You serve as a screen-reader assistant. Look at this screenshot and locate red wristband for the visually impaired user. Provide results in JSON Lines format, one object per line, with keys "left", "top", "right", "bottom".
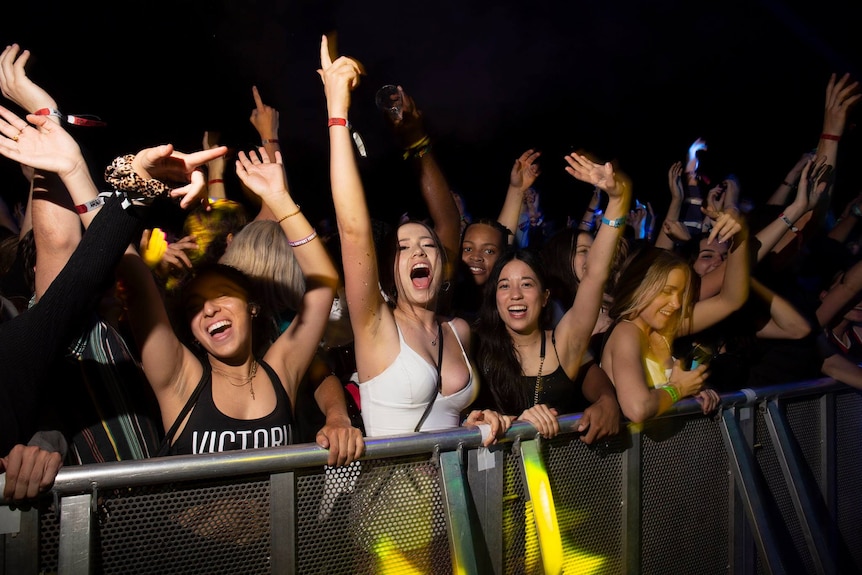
{"left": 261, "top": 138, "right": 279, "bottom": 145}
{"left": 208, "top": 179, "right": 224, "bottom": 185}
{"left": 328, "top": 117, "right": 349, "bottom": 127}
{"left": 34, "top": 107, "right": 107, "bottom": 127}
{"left": 75, "top": 196, "right": 105, "bottom": 214}
{"left": 820, "top": 133, "right": 841, "bottom": 141}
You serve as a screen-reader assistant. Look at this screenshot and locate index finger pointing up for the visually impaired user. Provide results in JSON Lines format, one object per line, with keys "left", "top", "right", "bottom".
{"left": 320, "top": 34, "right": 333, "bottom": 69}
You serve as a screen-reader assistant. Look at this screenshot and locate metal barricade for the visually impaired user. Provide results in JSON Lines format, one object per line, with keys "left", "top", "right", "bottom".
{"left": 2, "top": 379, "right": 860, "bottom": 574}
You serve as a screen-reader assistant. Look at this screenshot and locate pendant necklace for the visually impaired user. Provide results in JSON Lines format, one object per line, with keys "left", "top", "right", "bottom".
{"left": 212, "top": 360, "right": 258, "bottom": 400}
{"left": 533, "top": 331, "right": 547, "bottom": 406}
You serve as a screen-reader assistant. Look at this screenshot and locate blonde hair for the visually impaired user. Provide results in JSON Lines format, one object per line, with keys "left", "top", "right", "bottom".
{"left": 610, "top": 246, "right": 694, "bottom": 337}
{"left": 220, "top": 220, "right": 305, "bottom": 315}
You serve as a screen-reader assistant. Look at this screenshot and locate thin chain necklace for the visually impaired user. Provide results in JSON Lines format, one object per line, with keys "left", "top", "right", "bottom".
{"left": 212, "top": 360, "right": 258, "bottom": 400}
{"left": 533, "top": 331, "right": 547, "bottom": 406}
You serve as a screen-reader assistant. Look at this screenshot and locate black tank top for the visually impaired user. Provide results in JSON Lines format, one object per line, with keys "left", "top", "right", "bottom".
{"left": 168, "top": 358, "right": 294, "bottom": 455}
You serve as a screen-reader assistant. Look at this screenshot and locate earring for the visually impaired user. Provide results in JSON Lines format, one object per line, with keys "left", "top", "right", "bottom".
{"left": 248, "top": 302, "right": 260, "bottom": 317}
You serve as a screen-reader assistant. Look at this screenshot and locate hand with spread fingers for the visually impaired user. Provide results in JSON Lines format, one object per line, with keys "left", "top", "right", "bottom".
{"left": 130, "top": 144, "right": 228, "bottom": 209}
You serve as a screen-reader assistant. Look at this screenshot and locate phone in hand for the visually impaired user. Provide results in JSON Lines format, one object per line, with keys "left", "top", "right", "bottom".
{"left": 684, "top": 342, "right": 714, "bottom": 370}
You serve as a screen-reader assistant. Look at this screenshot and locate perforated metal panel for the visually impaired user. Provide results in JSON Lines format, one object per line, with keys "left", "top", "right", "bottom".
{"left": 640, "top": 416, "right": 730, "bottom": 575}
{"left": 297, "top": 454, "right": 451, "bottom": 575}
{"left": 95, "top": 477, "right": 271, "bottom": 574}
{"left": 836, "top": 392, "right": 862, "bottom": 572}
{"left": 754, "top": 402, "right": 814, "bottom": 575}
{"left": 38, "top": 502, "right": 60, "bottom": 573}
{"left": 544, "top": 434, "right": 624, "bottom": 574}
{"left": 502, "top": 447, "right": 539, "bottom": 574}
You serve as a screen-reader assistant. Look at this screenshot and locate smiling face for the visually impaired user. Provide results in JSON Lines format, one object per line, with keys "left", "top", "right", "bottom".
{"left": 571, "top": 232, "right": 593, "bottom": 282}
{"left": 692, "top": 237, "right": 728, "bottom": 277}
{"left": 395, "top": 222, "right": 443, "bottom": 306}
{"left": 184, "top": 272, "right": 254, "bottom": 360}
{"left": 495, "top": 258, "right": 549, "bottom": 335}
{"left": 461, "top": 222, "right": 505, "bottom": 285}
{"left": 636, "top": 267, "right": 687, "bottom": 333}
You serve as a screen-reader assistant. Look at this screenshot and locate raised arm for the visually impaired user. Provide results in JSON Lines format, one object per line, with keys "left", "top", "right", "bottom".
{"left": 248, "top": 86, "right": 282, "bottom": 220}
{"left": 655, "top": 161, "right": 690, "bottom": 250}
{"left": 498, "top": 149, "right": 541, "bottom": 240}
{"left": 318, "top": 36, "right": 389, "bottom": 350}
{"left": 116, "top": 144, "right": 228, "bottom": 416}
{"left": 556, "top": 153, "right": 630, "bottom": 375}
{"left": 755, "top": 156, "right": 830, "bottom": 263}
{"left": 234, "top": 148, "right": 338, "bottom": 388}
{"left": 687, "top": 208, "right": 750, "bottom": 334}
{"left": 385, "top": 86, "right": 462, "bottom": 274}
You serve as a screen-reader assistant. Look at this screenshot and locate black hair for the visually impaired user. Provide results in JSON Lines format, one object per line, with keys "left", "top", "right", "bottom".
{"left": 474, "top": 247, "right": 550, "bottom": 415}
{"left": 378, "top": 219, "right": 449, "bottom": 308}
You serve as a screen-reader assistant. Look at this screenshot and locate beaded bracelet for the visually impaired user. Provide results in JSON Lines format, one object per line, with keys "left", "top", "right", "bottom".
{"left": 288, "top": 229, "right": 318, "bottom": 247}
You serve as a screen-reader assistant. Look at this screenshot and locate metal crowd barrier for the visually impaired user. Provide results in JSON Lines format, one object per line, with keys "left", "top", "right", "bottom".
{"left": 1, "top": 378, "right": 860, "bottom": 574}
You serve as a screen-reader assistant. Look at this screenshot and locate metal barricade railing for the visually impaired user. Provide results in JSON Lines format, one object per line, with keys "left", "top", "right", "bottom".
{"left": 1, "top": 378, "right": 861, "bottom": 574}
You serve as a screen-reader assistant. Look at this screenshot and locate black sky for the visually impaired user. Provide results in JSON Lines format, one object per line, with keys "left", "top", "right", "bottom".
{"left": 1, "top": 0, "right": 859, "bottom": 228}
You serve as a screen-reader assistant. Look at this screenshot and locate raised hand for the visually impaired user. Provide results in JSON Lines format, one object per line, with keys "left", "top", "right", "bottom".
{"left": 130, "top": 143, "right": 228, "bottom": 209}
{"left": 0, "top": 106, "right": 84, "bottom": 177}
{"left": 667, "top": 161, "right": 684, "bottom": 202}
{"left": 386, "top": 86, "right": 427, "bottom": 148}
{"left": 791, "top": 156, "right": 832, "bottom": 214}
{"left": 510, "top": 149, "right": 542, "bottom": 191}
{"left": 234, "top": 148, "right": 289, "bottom": 204}
{"left": 0, "top": 44, "right": 57, "bottom": 114}
{"left": 318, "top": 35, "right": 364, "bottom": 116}
{"left": 822, "top": 73, "right": 861, "bottom": 137}
{"left": 249, "top": 86, "right": 280, "bottom": 142}
{"left": 702, "top": 205, "right": 744, "bottom": 245}
{"left": 564, "top": 152, "right": 622, "bottom": 199}
{"left": 662, "top": 219, "right": 692, "bottom": 243}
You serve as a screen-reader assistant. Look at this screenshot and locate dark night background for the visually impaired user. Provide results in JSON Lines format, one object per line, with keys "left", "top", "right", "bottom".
{"left": 1, "top": 0, "right": 860, "bottom": 232}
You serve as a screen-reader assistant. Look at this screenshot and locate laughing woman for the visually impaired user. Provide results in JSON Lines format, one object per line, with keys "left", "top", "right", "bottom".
{"left": 473, "top": 154, "right": 628, "bottom": 442}
{"left": 318, "top": 37, "right": 509, "bottom": 441}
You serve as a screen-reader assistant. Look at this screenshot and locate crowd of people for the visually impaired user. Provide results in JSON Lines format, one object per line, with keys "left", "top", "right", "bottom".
{"left": 0, "top": 37, "right": 859, "bottom": 523}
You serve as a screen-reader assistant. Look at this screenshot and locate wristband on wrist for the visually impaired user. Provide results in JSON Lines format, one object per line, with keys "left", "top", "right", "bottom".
{"left": 402, "top": 135, "right": 432, "bottom": 160}
{"left": 261, "top": 138, "right": 280, "bottom": 145}
{"left": 288, "top": 229, "right": 318, "bottom": 247}
{"left": 207, "top": 179, "right": 224, "bottom": 185}
{"left": 328, "top": 118, "right": 368, "bottom": 158}
{"left": 820, "top": 133, "right": 841, "bottom": 142}
{"left": 75, "top": 196, "right": 106, "bottom": 214}
{"left": 782, "top": 180, "right": 795, "bottom": 187}
{"left": 34, "top": 107, "right": 107, "bottom": 127}
{"left": 779, "top": 212, "right": 799, "bottom": 233}
{"left": 662, "top": 385, "right": 681, "bottom": 403}
{"left": 601, "top": 216, "right": 626, "bottom": 228}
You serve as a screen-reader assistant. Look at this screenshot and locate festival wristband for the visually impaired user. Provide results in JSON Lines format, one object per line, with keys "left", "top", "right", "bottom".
{"left": 34, "top": 107, "right": 107, "bottom": 127}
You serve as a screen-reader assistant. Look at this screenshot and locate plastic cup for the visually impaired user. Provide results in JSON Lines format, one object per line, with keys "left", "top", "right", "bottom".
{"left": 375, "top": 84, "right": 403, "bottom": 121}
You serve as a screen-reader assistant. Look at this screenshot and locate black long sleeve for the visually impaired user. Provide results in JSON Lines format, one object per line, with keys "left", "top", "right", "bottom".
{"left": 0, "top": 197, "right": 142, "bottom": 453}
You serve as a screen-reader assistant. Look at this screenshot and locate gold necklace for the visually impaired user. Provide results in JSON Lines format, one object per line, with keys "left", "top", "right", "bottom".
{"left": 212, "top": 360, "right": 258, "bottom": 400}
{"left": 532, "top": 332, "right": 546, "bottom": 406}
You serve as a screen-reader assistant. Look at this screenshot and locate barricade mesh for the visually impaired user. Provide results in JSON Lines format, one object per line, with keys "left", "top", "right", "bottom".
{"left": 641, "top": 416, "right": 729, "bottom": 575}
{"left": 97, "top": 476, "right": 271, "bottom": 574}
{"left": 544, "top": 432, "right": 625, "bottom": 574}
{"left": 836, "top": 392, "right": 862, "bottom": 572}
{"left": 755, "top": 402, "right": 814, "bottom": 575}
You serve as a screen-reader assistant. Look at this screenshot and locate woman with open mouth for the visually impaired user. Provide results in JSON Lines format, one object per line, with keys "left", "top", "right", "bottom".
{"left": 472, "top": 154, "right": 629, "bottom": 443}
